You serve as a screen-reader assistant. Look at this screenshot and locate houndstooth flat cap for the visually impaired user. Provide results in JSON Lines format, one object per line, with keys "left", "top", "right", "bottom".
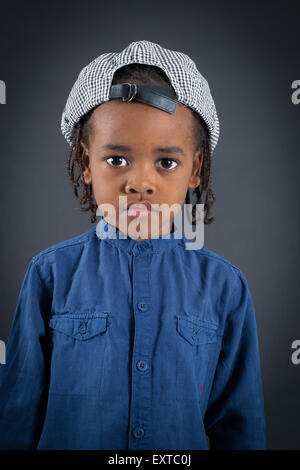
{"left": 61, "top": 40, "right": 220, "bottom": 153}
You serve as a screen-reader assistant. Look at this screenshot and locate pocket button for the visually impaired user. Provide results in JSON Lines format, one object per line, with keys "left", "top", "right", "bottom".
{"left": 78, "top": 322, "right": 87, "bottom": 334}
{"left": 192, "top": 328, "right": 198, "bottom": 340}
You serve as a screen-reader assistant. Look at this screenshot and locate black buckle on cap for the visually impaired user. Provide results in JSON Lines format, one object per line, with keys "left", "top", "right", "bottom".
{"left": 109, "top": 83, "right": 178, "bottom": 114}
{"left": 122, "top": 83, "right": 138, "bottom": 102}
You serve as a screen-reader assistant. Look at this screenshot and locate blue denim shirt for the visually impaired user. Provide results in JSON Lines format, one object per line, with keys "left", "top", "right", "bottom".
{"left": 0, "top": 216, "right": 266, "bottom": 449}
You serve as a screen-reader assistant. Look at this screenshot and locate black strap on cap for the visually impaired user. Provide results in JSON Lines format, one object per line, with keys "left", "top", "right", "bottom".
{"left": 109, "top": 83, "right": 178, "bottom": 114}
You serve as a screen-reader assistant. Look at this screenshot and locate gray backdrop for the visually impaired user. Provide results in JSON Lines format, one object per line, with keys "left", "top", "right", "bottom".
{"left": 0, "top": 0, "right": 299, "bottom": 450}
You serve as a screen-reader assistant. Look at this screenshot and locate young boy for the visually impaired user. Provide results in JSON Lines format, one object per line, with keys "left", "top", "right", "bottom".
{"left": 0, "top": 40, "right": 266, "bottom": 450}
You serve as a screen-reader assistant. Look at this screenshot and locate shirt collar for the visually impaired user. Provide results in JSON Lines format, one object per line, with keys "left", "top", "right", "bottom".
{"left": 94, "top": 215, "right": 186, "bottom": 254}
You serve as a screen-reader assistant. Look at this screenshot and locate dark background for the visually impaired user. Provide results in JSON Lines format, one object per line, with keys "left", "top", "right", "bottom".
{"left": 0, "top": 0, "right": 299, "bottom": 450}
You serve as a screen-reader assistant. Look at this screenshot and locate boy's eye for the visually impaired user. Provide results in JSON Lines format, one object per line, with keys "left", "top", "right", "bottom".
{"left": 106, "top": 156, "right": 128, "bottom": 167}
{"left": 157, "top": 158, "right": 178, "bottom": 170}
{"left": 105, "top": 156, "right": 178, "bottom": 171}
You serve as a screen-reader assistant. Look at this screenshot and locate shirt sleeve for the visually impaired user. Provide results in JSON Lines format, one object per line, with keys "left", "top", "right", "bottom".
{"left": 0, "top": 258, "right": 51, "bottom": 449}
{"left": 203, "top": 269, "right": 267, "bottom": 449}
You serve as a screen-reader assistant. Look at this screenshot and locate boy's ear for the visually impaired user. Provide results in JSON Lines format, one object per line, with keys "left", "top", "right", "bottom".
{"left": 80, "top": 141, "right": 92, "bottom": 185}
{"left": 188, "top": 149, "right": 203, "bottom": 190}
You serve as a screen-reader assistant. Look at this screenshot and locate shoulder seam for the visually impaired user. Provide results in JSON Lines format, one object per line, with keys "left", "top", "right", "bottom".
{"left": 32, "top": 230, "right": 94, "bottom": 263}
{"left": 31, "top": 257, "right": 53, "bottom": 300}
{"left": 186, "top": 248, "right": 246, "bottom": 310}
{"left": 184, "top": 247, "right": 243, "bottom": 276}
{"left": 31, "top": 257, "right": 43, "bottom": 283}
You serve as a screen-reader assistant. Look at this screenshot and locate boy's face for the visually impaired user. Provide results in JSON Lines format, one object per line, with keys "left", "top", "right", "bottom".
{"left": 81, "top": 99, "right": 203, "bottom": 240}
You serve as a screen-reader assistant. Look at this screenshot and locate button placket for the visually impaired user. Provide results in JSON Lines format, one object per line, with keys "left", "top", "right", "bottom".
{"left": 129, "top": 249, "right": 152, "bottom": 449}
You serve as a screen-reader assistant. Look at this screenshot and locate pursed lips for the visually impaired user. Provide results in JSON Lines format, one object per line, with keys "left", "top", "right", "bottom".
{"left": 126, "top": 200, "right": 154, "bottom": 216}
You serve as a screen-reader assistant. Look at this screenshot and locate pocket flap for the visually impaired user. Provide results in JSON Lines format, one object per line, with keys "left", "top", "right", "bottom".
{"left": 49, "top": 312, "right": 109, "bottom": 340}
{"left": 176, "top": 315, "right": 219, "bottom": 345}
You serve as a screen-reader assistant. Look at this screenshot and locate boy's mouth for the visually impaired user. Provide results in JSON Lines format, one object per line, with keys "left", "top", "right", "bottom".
{"left": 127, "top": 201, "right": 152, "bottom": 218}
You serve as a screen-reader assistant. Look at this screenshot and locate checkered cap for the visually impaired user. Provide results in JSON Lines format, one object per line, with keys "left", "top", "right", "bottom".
{"left": 61, "top": 40, "right": 220, "bottom": 153}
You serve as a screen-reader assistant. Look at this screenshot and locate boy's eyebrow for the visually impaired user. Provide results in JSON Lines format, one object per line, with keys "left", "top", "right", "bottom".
{"left": 100, "top": 143, "right": 185, "bottom": 156}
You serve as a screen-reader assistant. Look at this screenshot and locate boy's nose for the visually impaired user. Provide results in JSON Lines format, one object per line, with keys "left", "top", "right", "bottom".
{"left": 124, "top": 166, "right": 156, "bottom": 194}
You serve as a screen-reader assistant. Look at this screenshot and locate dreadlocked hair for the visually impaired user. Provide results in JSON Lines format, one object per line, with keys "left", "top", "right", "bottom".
{"left": 66, "top": 63, "right": 216, "bottom": 225}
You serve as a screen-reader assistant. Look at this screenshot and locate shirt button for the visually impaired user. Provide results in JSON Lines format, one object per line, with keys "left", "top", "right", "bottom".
{"left": 140, "top": 241, "right": 150, "bottom": 251}
{"left": 132, "top": 426, "right": 145, "bottom": 439}
{"left": 136, "top": 360, "right": 148, "bottom": 372}
{"left": 78, "top": 322, "right": 87, "bottom": 334}
{"left": 133, "top": 245, "right": 141, "bottom": 255}
{"left": 137, "top": 301, "right": 148, "bottom": 312}
{"left": 192, "top": 329, "right": 198, "bottom": 340}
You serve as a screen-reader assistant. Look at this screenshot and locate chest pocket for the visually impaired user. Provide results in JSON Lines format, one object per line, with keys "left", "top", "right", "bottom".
{"left": 176, "top": 314, "right": 222, "bottom": 403}
{"left": 48, "top": 312, "right": 110, "bottom": 396}
{"left": 177, "top": 315, "right": 219, "bottom": 345}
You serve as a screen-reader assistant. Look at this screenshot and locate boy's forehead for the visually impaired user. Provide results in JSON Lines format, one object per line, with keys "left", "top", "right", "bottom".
{"left": 89, "top": 100, "right": 194, "bottom": 137}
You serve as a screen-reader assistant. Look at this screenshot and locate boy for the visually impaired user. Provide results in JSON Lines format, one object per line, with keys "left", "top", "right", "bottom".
{"left": 0, "top": 40, "right": 266, "bottom": 449}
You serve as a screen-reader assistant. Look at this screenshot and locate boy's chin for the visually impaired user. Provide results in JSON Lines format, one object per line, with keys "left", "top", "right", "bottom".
{"left": 119, "top": 218, "right": 174, "bottom": 240}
